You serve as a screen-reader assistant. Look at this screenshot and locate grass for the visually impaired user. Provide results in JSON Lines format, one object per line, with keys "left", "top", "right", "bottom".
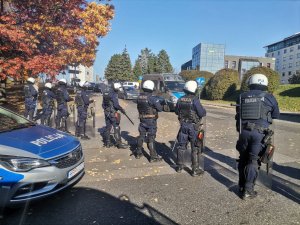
{"left": 201, "top": 84, "right": 300, "bottom": 112}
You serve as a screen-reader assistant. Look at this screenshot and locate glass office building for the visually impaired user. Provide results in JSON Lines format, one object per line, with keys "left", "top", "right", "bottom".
{"left": 192, "top": 43, "right": 225, "bottom": 74}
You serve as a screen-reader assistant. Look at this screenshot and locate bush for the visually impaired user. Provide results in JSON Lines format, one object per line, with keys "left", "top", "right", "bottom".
{"left": 179, "top": 70, "right": 214, "bottom": 82}
{"left": 240, "top": 66, "right": 280, "bottom": 93}
{"left": 288, "top": 73, "right": 300, "bottom": 84}
{"left": 205, "top": 69, "right": 239, "bottom": 100}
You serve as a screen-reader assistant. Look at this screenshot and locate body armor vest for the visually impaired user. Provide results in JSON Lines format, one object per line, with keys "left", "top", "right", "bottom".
{"left": 102, "top": 91, "right": 115, "bottom": 113}
{"left": 42, "top": 90, "right": 54, "bottom": 108}
{"left": 137, "top": 93, "right": 157, "bottom": 119}
{"left": 24, "top": 85, "right": 31, "bottom": 98}
{"left": 56, "top": 87, "right": 65, "bottom": 105}
{"left": 241, "top": 92, "right": 272, "bottom": 122}
{"left": 178, "top": 95, "right": 199, "bottom": 123}
{"left": 75, "top": 90, "right": 84, "bottom": 107}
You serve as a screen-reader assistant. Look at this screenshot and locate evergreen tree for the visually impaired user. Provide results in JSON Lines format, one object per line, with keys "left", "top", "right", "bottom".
{"left": 104, "top": 54, "right": 122, "bottom": 81}
{"left": 157, "top": 50, "right": 173, "bottom": 73}
{"left": 104, "top": 48, "right": 133, "bottom": 81}
{"left": 133, "top": 59, "right": 142, "bottom": 80}
{"left": 121, "top": 47, "right": 133, "bottom": 81}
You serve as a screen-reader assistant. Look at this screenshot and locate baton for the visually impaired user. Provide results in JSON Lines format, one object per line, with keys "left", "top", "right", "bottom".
{"left": 122, "top": 111, "right": 134, "bottom": 125}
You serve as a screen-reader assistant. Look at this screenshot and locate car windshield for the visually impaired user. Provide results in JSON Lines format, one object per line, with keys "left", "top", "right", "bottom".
{"left": 0, "top": 107, "right": 35, "bottom": 133}
{"left": 165, "top": 81, "right": 185, "bottom": 91}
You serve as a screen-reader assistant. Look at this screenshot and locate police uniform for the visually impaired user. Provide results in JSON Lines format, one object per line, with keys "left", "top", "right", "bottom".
{"left": 236, "top": 88, "right": 279, "bottom": 197}
{"left": 24, "top": 83, "right": 38, "bottom": 120}
{"left": 75, "top": 87, "right": 93, "bottom": 139}
{"left": 55, "top": 83, "right": 72, "bottom": 132}
{"left": 136, "top": 92, "right": 163, "bottom": 161}
{"left": 41, "top": 88, "right": 56, "bottom": 126}
{"left": 175, "top": 94, "right": 206, "bottom": 175}
{"left": 102, "top": 88, "right": 127, "bottom": 148}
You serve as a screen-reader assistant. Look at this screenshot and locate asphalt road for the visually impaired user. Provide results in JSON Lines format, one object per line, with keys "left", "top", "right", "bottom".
{"left": 2, "top": 94, "right": 300, "bottom": 225}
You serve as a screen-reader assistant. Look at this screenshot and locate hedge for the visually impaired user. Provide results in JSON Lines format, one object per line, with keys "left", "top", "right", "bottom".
{"left": 205, "top": 69, "right": 239, "bottom": 100}
{"left": 240, "top": 66, "right": 280, "bottom": 93}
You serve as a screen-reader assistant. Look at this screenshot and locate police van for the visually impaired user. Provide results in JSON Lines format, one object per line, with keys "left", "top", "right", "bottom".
{"left": 141, "top": 74, "right": 185, "bottom": 111}
{"left": 0, "top": 106, "right": 84, "bottom": 208}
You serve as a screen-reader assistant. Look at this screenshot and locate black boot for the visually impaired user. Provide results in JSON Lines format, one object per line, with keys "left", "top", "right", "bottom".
{"left": 148, "top": 141, "right": 161, "bottom": 163}
{"left": 191, "top": 147, "right": 203, "bottom": 176}
{"left": 114, "top": 127, "right": 128, "bottom": 149}
{"left": 176, "top": 165, "right": 183, "bottom": 173}
{"left": 191, "top": 168, "right": 204, "bottom": 177}
{"left": 135, "top": 136, "right": 144, "bottom": 159}
{"left": 242, "top": 190, "right": 257, "bottom": 200}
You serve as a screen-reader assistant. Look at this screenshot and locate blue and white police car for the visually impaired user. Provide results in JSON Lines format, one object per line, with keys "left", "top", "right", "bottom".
{"left": 0, "top": 106, "right": 84, "bottom": 208}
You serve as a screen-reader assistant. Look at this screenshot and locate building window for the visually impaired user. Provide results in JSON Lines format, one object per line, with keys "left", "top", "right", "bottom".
{"left": 282, "top": 72, "right": 285, "bottom": 77}
{"left": 288, "top": 71, "right": 292, "bottom": 76}
{"left": 296, "top": 61, "right": 300, "bottom": 66}
{"left": 271, "top": 53, "right": 274, "bottom": 57}
{"left": 267, "top": 63, "right": 271, "bottom": 68}
{"left": 298, "top": 45, "right": 300, "bottom": 50}
{"left": 283, "top": 64, "right": 286, "bottom": 69}
{"left": 283, "top": 56, "right": 286, "bottom": 62}
{"left": 289, "top": 55, "right": 293, "bottom": 60}
{"left": 231, "top": 61, "right": 236, "bottom": 69}
{"left": 290, "top": 47, "right": 294, "bottom": 52}
{"left": 259, "top": 63, "right": 263, "bottom": 66}
{"left": 289, "top": 63, "right": 293, "bottom": 68}
{"left": 225, "top": 60, "right": 228, "bottom": 68}
{"left": 284, "top": 49, "right": 287, "bottom": 54}
{"left": 277, "top": 51, "right": 280, "bottom": 55}
{"left": 297, "top": 53, "right": 300, "bottom": 58}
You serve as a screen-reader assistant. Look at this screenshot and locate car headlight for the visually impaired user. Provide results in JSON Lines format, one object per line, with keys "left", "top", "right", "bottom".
{"left": 0, "top": 156, "right": 51, "bottom": 172}
{"left": 170, "top": 96, "right": 178, "bottom": 103}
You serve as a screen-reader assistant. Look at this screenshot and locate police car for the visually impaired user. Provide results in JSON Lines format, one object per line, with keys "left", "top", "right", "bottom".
{"left": 0, "top": 106, "right": 84, "bottom": 207}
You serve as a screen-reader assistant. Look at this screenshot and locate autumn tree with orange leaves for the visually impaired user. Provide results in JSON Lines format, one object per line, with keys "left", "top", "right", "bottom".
{"left": 0, "top": 0, "right": 114, "bottom": 80}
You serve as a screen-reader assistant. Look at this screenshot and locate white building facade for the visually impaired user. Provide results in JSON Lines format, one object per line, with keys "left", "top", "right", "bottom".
{"left": 265, "top": 32, "right": 300, "bottom": 84}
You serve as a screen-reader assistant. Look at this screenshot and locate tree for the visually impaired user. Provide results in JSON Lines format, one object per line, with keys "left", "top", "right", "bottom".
{"left": 240, "top": 66, "right": 280, "bottom": 93}
{"left": 133, "top": 59, "right": 142, "bottom": 80}
{"left": 104, "top": 48, "right": 133, "bottom": 81}
{"left": 288, "top": 71, "right": 300, "bottom": 84}
{"left": 179, "top": 70, "right": 214, "bottom": 82}
{"left": 104, "top": 54, "right": 122, "bottom": 81}
{"left": 156, "top": 50, "right": 173, "bottom": 73}
{"left": 0, "top": 0, "right": 114, "bottom": 80}
{"left": 120, "top": 48, "right": 133, "bottom": 81}
{"left": 205, "top": 69, "right": 239, "bottom": 100}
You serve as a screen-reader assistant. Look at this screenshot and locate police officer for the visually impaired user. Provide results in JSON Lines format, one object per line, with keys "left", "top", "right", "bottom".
{"left": 41, "top": 82, "right": 56, "bottom": 126}
{"left": 102, "top": 82, "right": 128, "bottom": 149}
{"left": 75, "top": 81, "right": 94, "bottom": 139}
{"left": 55, "top": 78, "right": 72, "bottom": 132}
{"left": 175, "top": 80, "right": 206, "bottom": 176}
{"left": 24, "top": 77, "right": 38, "bottom": 120}
{"left": 135, "top": 80, "right": 163, "bottom": 162}
{"left": 235, "top": 74, "right": 279, "bottom": 199}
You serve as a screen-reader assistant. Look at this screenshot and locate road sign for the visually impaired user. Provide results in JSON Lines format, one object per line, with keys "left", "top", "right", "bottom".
{"left": 195, "top": 77, "right": 205, "bottom": 86}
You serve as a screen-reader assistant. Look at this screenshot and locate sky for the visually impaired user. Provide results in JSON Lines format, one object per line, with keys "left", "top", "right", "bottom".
{"left": 94, "top": 0, "right": 300, "bottom": 79}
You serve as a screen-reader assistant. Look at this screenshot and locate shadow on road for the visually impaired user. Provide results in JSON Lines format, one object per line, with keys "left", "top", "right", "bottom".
{"left": 204, "top": 147, "right": 300, "bottom": 204}
{"left": 278, "top": 113, "right": 300, "bottom": 123}
{"left": 1, "top": 187, "right": 178, "bottom": 225}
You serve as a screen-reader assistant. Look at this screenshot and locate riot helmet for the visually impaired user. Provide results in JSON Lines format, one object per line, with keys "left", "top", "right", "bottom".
{"left": 27, "top": 77, "right": 35, "bottom": 84}
{"left": 248, "top": 74, "right": 268, "bottom": 91}
{"left": 58, "top": 78, "right": 67, "bottom": 85}
{"left": 183, "top": 80, "right": 197, "bottom": 94}
{"left": 113, "top": 82, "right": 122, "bottom": 91}
{"left": 45, "top": 83, "right": 52, "bottom": 89}
{"left": 142, "top": 80, "right": 154, "bottom": 92}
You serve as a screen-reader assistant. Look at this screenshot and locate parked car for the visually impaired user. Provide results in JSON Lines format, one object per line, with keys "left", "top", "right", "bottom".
{"left": 122, "top": 81, "right": 139, "bottom": 89}
{"left": 0, "top": 106, "right": 84, "bottom": 208}
{"left": 118, "top": 86, "right": 139, "bottom": 100}
{"left": 93, "top": 83, "right": 107, "bottom": 94}
{"left": 141, "top": 73, "right": 185, "bottom": 111}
